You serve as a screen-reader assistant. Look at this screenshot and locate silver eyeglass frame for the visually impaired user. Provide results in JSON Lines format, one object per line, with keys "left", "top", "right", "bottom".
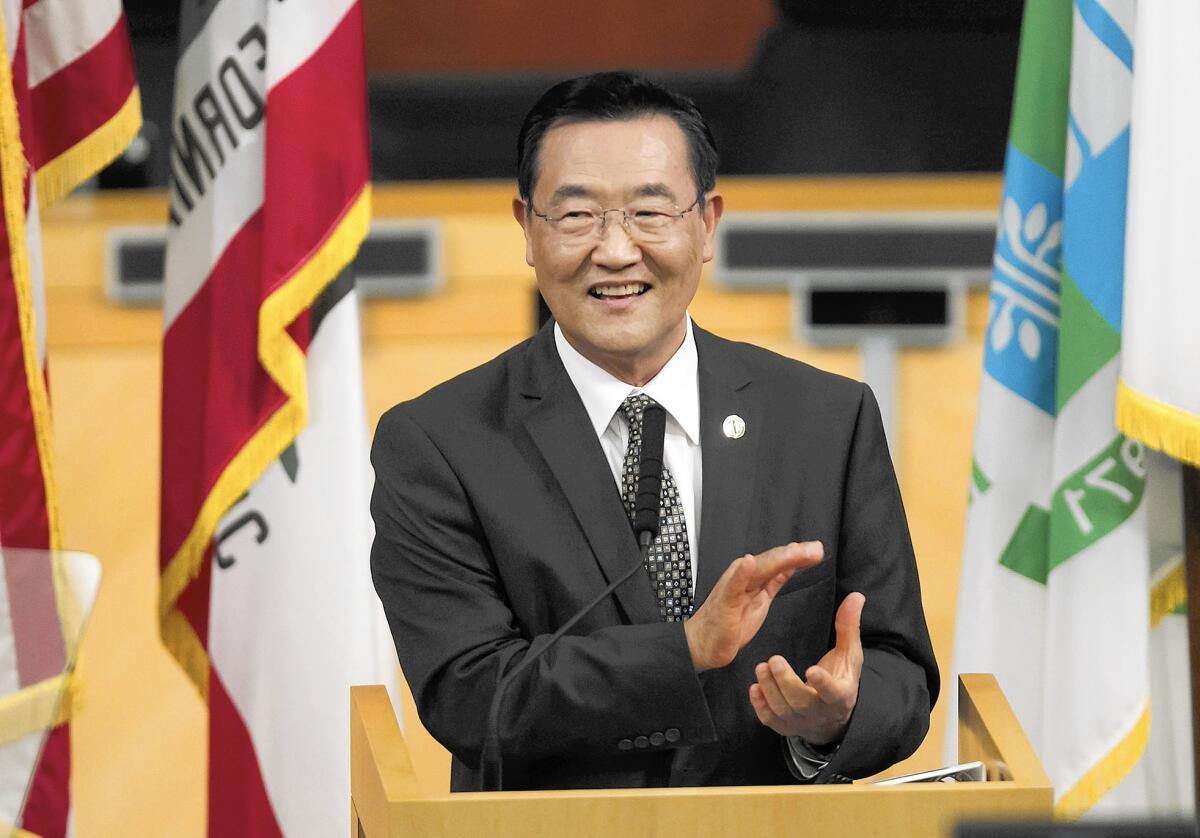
{"left": 530, "top": 197, "right": 700, "bottom": 240}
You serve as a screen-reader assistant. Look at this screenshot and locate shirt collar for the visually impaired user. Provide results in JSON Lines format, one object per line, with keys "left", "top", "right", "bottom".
{"left": 554, "top": 317, "right": 700, "bottom": 445}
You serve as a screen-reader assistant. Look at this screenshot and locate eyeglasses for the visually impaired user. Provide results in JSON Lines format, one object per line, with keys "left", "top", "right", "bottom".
{"left": 530, "top": 197, "right": 700, "bottom": 243}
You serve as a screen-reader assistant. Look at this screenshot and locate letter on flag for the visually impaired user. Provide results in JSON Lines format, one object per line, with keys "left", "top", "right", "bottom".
{"left": 159, "top": 1, "right": 396, "bottom": 835}
{"left": 953, "top": 0, "right": 1192, "bottom": 818}
{"left": 0, "top": 1, "right": 140, "bottom": 835}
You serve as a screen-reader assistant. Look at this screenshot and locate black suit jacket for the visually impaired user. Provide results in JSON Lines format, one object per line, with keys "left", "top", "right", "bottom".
{"left": 370, "top": 322, "right": 938, "bottom": 791}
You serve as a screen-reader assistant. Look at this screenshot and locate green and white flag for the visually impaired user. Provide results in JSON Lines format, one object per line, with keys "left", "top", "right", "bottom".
{"left": 952, "top": 0, "right": 1188, "bottom": 817}
{"left": 1110, "top": 0, "right": 1200, "bottom": 812}
{"left": 1117, "top": 3, "right": 1200, "bottom": 465}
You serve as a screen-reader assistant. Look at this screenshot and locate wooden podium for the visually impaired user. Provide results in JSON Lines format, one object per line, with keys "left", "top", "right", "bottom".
{"left": 350, "top": 674, "right": 1051, "bottom": 837}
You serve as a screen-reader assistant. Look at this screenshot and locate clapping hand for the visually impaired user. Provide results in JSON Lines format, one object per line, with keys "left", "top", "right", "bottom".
{"left": 682, "top": 542, "right": 824, "bottom": 673}
{"left": 748, "top": 592, "right": 865, "bottom": 746}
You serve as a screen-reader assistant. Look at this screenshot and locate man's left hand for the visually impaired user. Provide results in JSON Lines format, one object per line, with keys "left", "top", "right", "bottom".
{"left": 748, "top": 592, "right": 865, "bottom": 746}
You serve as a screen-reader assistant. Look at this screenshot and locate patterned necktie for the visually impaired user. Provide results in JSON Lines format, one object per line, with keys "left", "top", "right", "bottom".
{"left": 618, "top": 393, "right": 693, "bottom": 622}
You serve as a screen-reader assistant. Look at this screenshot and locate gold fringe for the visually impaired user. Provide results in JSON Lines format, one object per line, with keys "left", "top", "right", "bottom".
{"left": 1116, "top": 380, "right": 1200, "bottom": 469}
{"left": 1054, "top": 704, "right": 1150, "bottom": 819}
{"left": 159, "top": 186, "right": 372, "bottom": 690}
{"left": 50, "top": 550, "right": 84, "bottom": 661}
{"left": 0, "top": 674, "right": 71, "bottom": 746}
{"left": 54, "top": 670, "right": 74, "bottom": 726}
{"left": 161, "top": 608, "right": 209, "bottom": 700}
{"left": 1150, "top": 560, "right": 1187, "bottom": 629}
{"left": 258, "top": 187, "right": 372, "bottom": 401}
{"left": 0, "top": 14, "right": 60, "bottom": 553}
{"left": 35, "top": 87, "right": 142, "bottom": 208}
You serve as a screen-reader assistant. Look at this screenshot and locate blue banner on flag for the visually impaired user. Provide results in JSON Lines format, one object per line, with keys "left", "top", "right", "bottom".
{"left": 985, "top": 144, "right": 1063, "bottom": 416}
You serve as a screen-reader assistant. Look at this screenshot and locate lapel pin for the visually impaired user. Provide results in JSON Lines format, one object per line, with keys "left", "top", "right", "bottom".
{"left": 722, "top": 414, "right": 746, "bottom": 439}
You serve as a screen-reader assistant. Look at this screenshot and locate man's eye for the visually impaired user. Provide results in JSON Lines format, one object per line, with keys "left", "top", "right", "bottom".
{"left": 634, "top": 210, "right": 670, "bottom": 218}
{"left": 560, "top": 210, "right": 595, "bottom": 220}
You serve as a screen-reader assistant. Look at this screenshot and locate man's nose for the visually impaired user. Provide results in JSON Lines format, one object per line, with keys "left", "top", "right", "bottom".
{"left": 590, "top": 211, "right": 641, "bottom": 268}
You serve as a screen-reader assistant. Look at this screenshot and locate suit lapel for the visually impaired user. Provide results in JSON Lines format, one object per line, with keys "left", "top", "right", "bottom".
{"left": 693, "top": 327, "right": 760, "bottom": 607}
{"left": 519, "top": 327, "right": 661, "bottom": 625}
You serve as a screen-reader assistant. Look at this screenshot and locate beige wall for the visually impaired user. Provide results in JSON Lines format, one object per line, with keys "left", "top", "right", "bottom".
{"left": 43, "top": 175, "right": 999, "bottom": 834}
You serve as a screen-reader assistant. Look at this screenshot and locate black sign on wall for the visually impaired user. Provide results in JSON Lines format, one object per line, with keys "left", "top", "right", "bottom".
{"left": 105, "top": 220, "right": 444, "bottom": 305}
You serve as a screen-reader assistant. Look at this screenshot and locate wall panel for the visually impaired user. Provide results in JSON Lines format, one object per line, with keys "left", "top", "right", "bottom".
{"left": 363, "top": 1, "right": 775, "bottom": 72}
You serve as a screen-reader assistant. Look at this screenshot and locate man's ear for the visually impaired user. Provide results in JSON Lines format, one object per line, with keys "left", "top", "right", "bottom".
{"left": 700, "top": 191, "right": 724, "bottom": 264}
{"left": 513, "top": 196, "right": 535, "bottom": 267}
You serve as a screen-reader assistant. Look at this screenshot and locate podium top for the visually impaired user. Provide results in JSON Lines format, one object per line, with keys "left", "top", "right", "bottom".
{"left": 350, "top": 674, "right": 1052, "bottom": 838}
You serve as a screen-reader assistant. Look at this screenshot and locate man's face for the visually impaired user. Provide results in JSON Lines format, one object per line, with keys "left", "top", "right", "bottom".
{"left": 514, "top": 115, "right": 723, "bottom": 384}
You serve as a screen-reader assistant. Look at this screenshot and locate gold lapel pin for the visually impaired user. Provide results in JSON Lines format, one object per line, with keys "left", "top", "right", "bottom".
{"left": 722, "top": 414, "right": 746, "bottom": 439}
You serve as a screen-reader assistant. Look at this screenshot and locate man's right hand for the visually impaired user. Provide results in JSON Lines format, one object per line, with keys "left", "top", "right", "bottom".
{"left": 683, "top": 541, "right": 824, "bottom": 673}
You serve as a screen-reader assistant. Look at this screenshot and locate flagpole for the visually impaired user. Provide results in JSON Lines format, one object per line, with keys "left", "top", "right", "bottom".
{"left": 1184, "top": 465, "right": 1200, "bottom": 813}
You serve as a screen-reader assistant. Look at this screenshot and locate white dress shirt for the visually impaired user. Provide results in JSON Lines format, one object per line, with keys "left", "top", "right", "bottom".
{"left": 554, "top": 318, "right": 702, "bottom": 588}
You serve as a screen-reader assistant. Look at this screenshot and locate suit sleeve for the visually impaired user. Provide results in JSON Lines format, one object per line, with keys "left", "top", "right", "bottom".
{"left": 820, "top": 384, "right": 940, "bottom": 781}
{"left": 369, "top": 407, "right": 718, "bottom": 769}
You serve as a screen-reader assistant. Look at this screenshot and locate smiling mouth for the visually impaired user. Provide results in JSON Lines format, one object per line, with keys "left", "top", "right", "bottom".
{"left": 588, "top": 282, "right": 649, "bottom": 299}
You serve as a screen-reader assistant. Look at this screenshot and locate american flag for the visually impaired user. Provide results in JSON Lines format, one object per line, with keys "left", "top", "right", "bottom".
{"left": 0, "top": 2, "right": 139, "bottom": 835}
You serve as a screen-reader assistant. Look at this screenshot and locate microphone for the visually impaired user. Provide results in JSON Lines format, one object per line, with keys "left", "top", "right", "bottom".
{"left": 631, "top": 404, "right": 666, "bottom": 547}
{"left": 479, "top": 404, "right": 667, "bottom": 791}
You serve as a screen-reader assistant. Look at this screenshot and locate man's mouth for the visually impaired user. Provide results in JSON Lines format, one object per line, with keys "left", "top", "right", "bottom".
{"left": 588, "top": 283, "right": 649, "bottom": 300}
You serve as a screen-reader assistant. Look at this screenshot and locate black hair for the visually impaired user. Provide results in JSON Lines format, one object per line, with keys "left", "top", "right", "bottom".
{"left": 516, "top": 71, "right": 719, "bottom": 208}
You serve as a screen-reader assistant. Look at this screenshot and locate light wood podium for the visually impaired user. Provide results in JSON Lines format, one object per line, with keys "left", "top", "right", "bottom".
{"left": 350, "top": 674, "right": 1051, "bottom": 837}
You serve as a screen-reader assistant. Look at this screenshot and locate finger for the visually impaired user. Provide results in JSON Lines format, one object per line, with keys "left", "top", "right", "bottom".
{"left": 806, "top": 664, "right": 852, "bottom": 706}
{"left": 762, "top": 570, "right": 793, "bottom": 600}
{"left": 768, "top": 655, "right": 819, "bottom": 707}
{"left": 748, "top": 683, "right": 778, "bottom": 727}
{"left": 755, "top": 662, "right": 794, "bottom": 717}
{"left": 749, "top": 541, "right": 823, "bottom": 589}
{"left": 743, "top": 573, "right": 794, "bottom": 619}
{"left": 748, "top": 588, "right": 772, "bottom": 617}
{"left": 834, "top": 592, "right": 866, "bottom": 658}
{"left": 805, "top": 664, "right": 837, "bottom": 698}
{"left": 714, "top": 555, "right": 756, "bottom": 603}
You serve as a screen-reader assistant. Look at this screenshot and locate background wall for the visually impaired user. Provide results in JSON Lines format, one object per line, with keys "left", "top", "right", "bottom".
{"left": 111, "top": 1, "right": 1020, "bottom": 187}
{"left": 46, "top": 174, "right": 997, "bottom": 832}
{"left": 362, "top": 0, "right": 775, "bottom": 71}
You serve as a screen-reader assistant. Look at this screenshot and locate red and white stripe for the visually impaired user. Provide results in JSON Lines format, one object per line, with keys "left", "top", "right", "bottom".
{"left": 0, "top": 2, "right": 138, "bottom": 836}
{"left": 160, "top": 3, "right": 393, "bottom": 835}
{"left": 21, "top": 0, "right": 138, "bottom": 203}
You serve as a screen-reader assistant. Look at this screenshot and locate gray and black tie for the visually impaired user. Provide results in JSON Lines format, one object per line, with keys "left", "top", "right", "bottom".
{"left": 618, "top": 393, "right": 693, "bottom": 622}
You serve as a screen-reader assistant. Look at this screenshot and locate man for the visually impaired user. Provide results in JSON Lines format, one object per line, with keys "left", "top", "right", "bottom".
{"left": 370, "top": 72, "right": 938, "bottom": 791}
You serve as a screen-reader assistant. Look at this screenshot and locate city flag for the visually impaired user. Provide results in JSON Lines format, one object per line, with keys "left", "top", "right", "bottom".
{"left": 0, "top": 1, "right": 139, "bottom": 834}
{"left": 159, "top": 1, "right": 395, "bottom": 835}
{"left": 1109, "top": 1, "right": 1200, "bottom": 811}
{"left": 951, "top": 0, "right": 1188, "bottom": 818}
{"left": 1117, "top": 1, "right": 1200, "bottom": 469}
